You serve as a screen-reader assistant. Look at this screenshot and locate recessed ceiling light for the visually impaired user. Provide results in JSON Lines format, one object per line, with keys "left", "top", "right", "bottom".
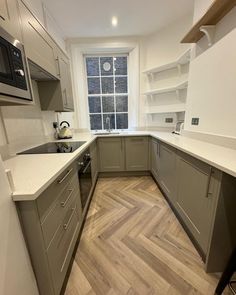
{"left": 112, "top": 16, "right": 118, "bottom": 27}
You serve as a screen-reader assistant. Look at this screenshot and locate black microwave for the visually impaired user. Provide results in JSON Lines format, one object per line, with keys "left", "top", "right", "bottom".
{"left": 0, "top": 27, "right": 32, "bottom": 101}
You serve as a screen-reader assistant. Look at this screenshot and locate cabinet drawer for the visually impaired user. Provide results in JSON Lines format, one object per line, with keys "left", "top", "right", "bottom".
{"left": 47, "top": 196, "right": 80, "bottom": 295}
{"left": 41, "top": 174, "right": 80, "bottom": 248}
{"left": 37, "top": 162, "right": 77, "bottom": 221}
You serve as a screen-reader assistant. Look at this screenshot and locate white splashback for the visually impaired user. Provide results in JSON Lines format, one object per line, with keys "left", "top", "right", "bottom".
{"left": 0, "top": 81, "right": 56, "bottom": 157}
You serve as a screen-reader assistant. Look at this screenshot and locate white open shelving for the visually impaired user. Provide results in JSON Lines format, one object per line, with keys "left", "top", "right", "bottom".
{"left": 142, "top": 49, "right": 191, "bottom": 76}
{"left": 143, "top": 80, "right": 188, "bottom": 96}
{"left": 145, "top": 103, "right": 186, "bottom": 114}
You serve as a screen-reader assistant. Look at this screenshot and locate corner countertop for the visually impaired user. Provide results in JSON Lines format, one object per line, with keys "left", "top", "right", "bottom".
{"left": 3, "top": 131, "right": 236, "bottom": 201}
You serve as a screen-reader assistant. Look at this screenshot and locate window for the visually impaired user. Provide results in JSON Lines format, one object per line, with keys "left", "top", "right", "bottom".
{"left": 85, "top": 55, "right": 128, "bottom": 131}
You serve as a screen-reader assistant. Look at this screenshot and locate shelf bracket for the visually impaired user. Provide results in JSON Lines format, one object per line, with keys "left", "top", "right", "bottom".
{"left": 200, "top": 25, "right": 216, "bottom": 46}
{"left": 177, "top": 64, "right": 182, "bottom": 76}
{"left": 175, "top": 90, "right": 180, "bottom": 99}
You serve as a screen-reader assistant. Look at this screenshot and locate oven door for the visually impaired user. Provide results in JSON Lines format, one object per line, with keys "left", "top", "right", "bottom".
{"left": 78, "top": 160, "right": 92, "bottom": 210}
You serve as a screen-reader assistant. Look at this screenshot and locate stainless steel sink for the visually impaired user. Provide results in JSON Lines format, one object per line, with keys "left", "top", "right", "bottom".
{"left": 94, "top": 132, "right": 120, "bottom": 135}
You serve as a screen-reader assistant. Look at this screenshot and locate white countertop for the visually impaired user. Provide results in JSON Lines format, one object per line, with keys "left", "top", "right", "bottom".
{"left": 3, "top": 131, "right": 236, "bottom": 201}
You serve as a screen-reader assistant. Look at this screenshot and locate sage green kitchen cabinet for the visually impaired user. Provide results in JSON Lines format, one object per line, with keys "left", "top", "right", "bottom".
{"left": 151, "top": 138, "right": 161, "bottom": 181}
{"left": 37, "top": 52, "right": 74, "bottom": 111}
{"left": 159, "top": 142, "right": 177, "bottom": 203}
{"left": 0, "top": 0, "right": 22, "bottom": 41}
{"left": 98, "top": 137, "right": 125, "bottom": 172}
{"left": 18, "top": 0, "right": 58, "bottom": 78}
{"left": 56, "top": 54, "right": 74, "bottom": 111}
{"left": 17, "top": 161, "right": 82, "bottom": 295}
{"left": 125, "top": 137, "right": 149, "bottom": 171}
{"left": 175, "top": 151, "right": 220, "bottom": 255}
{"left": 90, "top": 140, "right": 98, "bottom": 184}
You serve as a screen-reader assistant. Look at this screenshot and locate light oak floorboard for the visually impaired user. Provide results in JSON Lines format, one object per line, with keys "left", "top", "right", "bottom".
{"left": 65, "top": 176, "right": 231, "bottom": 295}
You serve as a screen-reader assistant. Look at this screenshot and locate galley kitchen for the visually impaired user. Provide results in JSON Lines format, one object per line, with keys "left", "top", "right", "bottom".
{"left": 0, "top": 0, "right": 236, "bottom": 295}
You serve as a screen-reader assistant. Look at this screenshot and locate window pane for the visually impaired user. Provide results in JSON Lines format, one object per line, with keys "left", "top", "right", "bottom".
{"left": 101, "top": 77, "right": 114, "bottom": 94}
{"left": 116, "top": 96, "right": 128, "bottom": 112}
{"left": 100, "top": 57, "right": 113, "bottom": 76}
{"left": 86, "top": 57, "right": 99, "bottom": 76}
{"left": 88, "top": 96, "right": 101, "bottom": 113}
{"left": 115, "top": 77, "right": 127, "bottom": 93}
{"left": 87, "top": 78, "right": 100, "bottom": 94}
{"left": 115, "top": 57, "right": 127, "bottom": 75}
{"left": 90, "top": 114, "right": 102, "bottom": 130}
{"left": 102, "top": 96, "right": 114, "bottom": 113}
{"left": 103, "top": 114, "right": 115, "bottom": 129}
{"left": 116, "top": 113, "right": 128, "bottom": 129}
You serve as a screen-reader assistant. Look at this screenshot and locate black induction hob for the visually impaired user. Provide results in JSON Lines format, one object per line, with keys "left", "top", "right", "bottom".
{"left": 18, "top": 141, "right": 86, "bottom": 155}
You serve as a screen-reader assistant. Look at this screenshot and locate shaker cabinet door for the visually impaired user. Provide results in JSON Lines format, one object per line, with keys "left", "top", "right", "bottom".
{"left": 58, "top": 56, "right": 74, "bottom": 111}
{"left": 125, "top": 137, "right": 149, "bottom": 171}
{"left": 0, "top": 0, "right": 22, "bottom": 41}
{"left": 159, "top": 143, "right": 177, "bottom": 203}
{"left": 175, "top": 152, "right": 219, "bottom": 254}
{"left": 19, "top": 1, "right": 57, "bottom": 77}
{"left": 98, "top": 138, "right": 125, "bottom": 172}
{"left": 151, "top": 138, "right": 161, "bottom": 181}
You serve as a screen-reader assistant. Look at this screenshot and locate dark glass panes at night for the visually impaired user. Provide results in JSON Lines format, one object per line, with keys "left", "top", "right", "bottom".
{"left": 100, "top": 57, "right": 113, "bottom": 76}
{"left": 90, "top": 114, "right": 102, "bottom": 130}
{"left": 102, "top": 96, "right": 115, "bottom": 113}
{"left": 114, "top": 57, "right": 127, "bottom": 76}
{"left": 115, "top": 77, "right": 128, "bottom": 93}
{"left": 87, "top": 78, "right": 100, "bottom": 94}
{"left": 116, "top": 96, "right": 128, "bottom": 112}
{"left": 101, "top": 77, "right": 114, "bottom": 94}
{"left": 103, "top": 114, "right": 115, "bottom": 130}
{"left": 86, "top": 57, "right": 99, "bottom": 76}
{"left": 88, "top": 96, "right": 101, "bottom": 113}
{"left": 116, "top": 113, "right": 128, "bottom": 129}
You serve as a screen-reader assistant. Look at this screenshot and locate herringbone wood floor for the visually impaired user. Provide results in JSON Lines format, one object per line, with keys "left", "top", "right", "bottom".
{"left": 65, "top": 176, "right": 230, "bottom": 295}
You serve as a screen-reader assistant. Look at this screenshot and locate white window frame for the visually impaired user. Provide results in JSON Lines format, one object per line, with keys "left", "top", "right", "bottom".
{"left": 85, "top": 53, "right": 129, "bottom": 131}
{"left": 68, "top": 41, "right": 140, "bottom": 131}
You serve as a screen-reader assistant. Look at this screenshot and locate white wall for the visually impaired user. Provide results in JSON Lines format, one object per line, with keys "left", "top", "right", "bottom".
{"left": 0, "top": 156, "right": 39, "bottom": 295}
{"left": 139, "top": 14, "right": 192, "bottom": 128}
{"left": 184, "top": 0, "right": 236, "bottom": 138}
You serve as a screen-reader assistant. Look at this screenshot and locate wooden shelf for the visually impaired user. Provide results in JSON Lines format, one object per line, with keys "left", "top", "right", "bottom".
{"left": 145, "top": 104, "right": 186, "bottom": 114}
{"left": 181, "top": 0, "right": 236, "bottom": 43}
{"left": 143, "top": 81, "right": 188, "bottom": 96}
{"left": 142, "top": 49, "right": 191, "bottom": 75}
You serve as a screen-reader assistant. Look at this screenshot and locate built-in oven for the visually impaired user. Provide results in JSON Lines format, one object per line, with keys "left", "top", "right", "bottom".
{"left": 77, "top": 149, "right": 92, "bottom": 210}
{"left": 0, "top": 27, "right": 31, "bottom": 101}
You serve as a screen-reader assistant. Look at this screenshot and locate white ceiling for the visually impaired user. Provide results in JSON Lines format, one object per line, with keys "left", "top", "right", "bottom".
{"left": 44, "top": 0, "right": 194, "bottom": 39}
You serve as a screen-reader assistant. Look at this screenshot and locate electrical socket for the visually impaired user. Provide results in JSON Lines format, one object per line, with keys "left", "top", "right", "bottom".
{"left": 191, "top": 118, "right": 199, "bottom": 125}
{"left": 165, "top": 118, "right": 173, "bottom": 123}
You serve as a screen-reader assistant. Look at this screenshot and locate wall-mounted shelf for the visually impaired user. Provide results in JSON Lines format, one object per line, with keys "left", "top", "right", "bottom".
{"left": 145, "top": 104, "right": 186, "bottom": 114}
{"left": 142, "top": 49, "right": 191, "bottom": 75}
{"left": 181, "top": 0, "right": 236, "bottom": 44}
{"left": 143, "top": 80, "right": 188, "bottom": 97}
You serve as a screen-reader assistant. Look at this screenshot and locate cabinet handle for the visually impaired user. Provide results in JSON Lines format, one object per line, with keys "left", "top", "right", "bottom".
{"left": 63, "top": 206, "right": 76, "bottom": 230}
{"left": 206, "top": 167, "right": 214, "bottom": 198}
{"left": 0, "top": 15, "right": 5, "bottom": 21}
{"left": 58, "top": 168, "right": 73, "bottom": 184}
{"left": 56, "top": 58, "right": 61, "bottom": 77}
{"left": 64, "top": 89, "right": 68, "bottom": 106}
{"left": 61, "top": 189, "right": 73, "bottom": 207}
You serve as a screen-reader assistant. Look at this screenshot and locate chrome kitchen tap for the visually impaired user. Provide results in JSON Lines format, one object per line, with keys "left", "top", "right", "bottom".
{"left": 106, "top": 116, "right": 111, "bottom": 132}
